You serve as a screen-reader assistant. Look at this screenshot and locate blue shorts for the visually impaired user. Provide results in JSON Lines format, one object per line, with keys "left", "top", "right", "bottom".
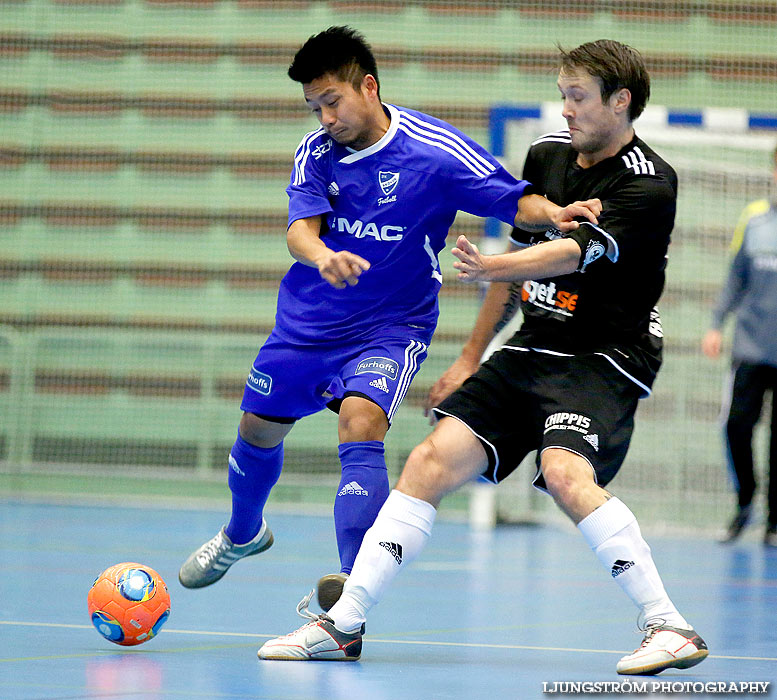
{"left": 240, "top": 327, "right": 429, "bottom": 425}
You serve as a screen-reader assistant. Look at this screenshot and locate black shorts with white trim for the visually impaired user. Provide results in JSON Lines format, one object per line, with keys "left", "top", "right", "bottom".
{"left": 433, "top": 348, "right": 641, "bottom": 490}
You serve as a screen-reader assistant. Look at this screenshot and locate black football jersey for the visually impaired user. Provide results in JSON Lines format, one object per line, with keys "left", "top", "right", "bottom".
{"left": 506, "top": 131, "right": 678, "bottom": 395}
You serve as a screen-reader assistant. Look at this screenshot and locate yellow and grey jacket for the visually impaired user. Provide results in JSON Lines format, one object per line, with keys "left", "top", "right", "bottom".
{"left": 712, "top": 199, "right": 777, "bottom": 367}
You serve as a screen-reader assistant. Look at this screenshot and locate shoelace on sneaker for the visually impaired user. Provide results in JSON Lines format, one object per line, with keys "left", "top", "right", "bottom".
{"left": 267, "top": 591, "right": 323, "bottom": 641}
{"left": 296, "top": 590, "right": 318, "bottom": 621}
{"left": 632, "top": 614, "right": 668, "bottom": 650}
{"left": 636, "top": 626, "right": 660, "bottom": 649}
{"left": 636, "top": 612, "right": 667, "bottom": 633}
{"left": 197, "top": 533, "right": 227, "bottom": 566}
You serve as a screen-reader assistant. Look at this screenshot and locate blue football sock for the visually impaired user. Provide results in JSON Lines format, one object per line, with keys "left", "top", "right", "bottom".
{"left": 225, "top": 434, "right": 283, "bottom": 544}
{"left": 334, "top": 441, "right": 390, "bottom": 574}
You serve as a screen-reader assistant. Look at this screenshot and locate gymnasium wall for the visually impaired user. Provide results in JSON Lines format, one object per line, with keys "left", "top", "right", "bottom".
{"left": 1, "top": 0, "right": 776, "bottom": 528}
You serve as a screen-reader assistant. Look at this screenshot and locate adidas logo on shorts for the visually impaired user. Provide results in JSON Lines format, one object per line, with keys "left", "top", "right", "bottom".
{"left": 611, "top": 559, "right": 635, "bottom": 577}
{"left": 583, "top": 433, "right": 599, "bottom": 451}
{"left": 369, "top": 376, "right": 390, "bottom": 393}
{"left": 379, "top": 541, "right": 403, "bottom": 565}
{"left": 338, "top": 481, "right": 368, "bottom": 497}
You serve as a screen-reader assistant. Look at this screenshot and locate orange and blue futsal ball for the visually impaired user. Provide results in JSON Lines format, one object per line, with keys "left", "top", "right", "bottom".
{"left": 88, "top": 562, "right": 170, "bottom": 646}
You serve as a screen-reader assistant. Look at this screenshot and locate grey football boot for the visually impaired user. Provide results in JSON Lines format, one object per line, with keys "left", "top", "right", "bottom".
{"left": 179, "top": 521, "right": 274, "bottom": 589}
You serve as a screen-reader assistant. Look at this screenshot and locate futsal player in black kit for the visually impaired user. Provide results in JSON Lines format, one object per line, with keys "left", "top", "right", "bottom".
{"left": 259, "top": 40, "right": 709, "bottom": 676}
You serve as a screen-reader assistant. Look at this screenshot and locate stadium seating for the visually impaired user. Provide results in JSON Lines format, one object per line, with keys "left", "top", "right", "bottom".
{"left": 1, "top": 0, "right": 775, "bottom": 519}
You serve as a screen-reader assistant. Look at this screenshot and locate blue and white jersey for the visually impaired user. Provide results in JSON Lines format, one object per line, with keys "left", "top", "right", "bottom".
{"left": 277, "top": 103, "right": 531, "bottom": 342}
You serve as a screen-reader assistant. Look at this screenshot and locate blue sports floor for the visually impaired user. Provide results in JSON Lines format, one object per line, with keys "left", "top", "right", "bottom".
{"left": 1, "top": 500, "right": 775, "bottom": 700}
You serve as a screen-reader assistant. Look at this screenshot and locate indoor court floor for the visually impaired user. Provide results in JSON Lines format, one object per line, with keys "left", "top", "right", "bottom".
{"left": 1, "top": 499, "right": 775, "bottom": 699}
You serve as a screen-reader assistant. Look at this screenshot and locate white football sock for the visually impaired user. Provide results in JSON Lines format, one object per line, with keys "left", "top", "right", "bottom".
{"left": 577, "top": 497, "right": 689, "bottom": 629}
{"left": 328, "top": 489, "right": 436, "bottom": 633}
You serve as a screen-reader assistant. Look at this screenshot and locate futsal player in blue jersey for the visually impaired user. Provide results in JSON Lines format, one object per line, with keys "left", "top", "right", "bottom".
{"left": 178, "top": 26, "right": 599, "bottom": 608}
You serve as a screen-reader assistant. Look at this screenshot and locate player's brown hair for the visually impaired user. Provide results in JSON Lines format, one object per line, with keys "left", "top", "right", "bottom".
{"left": 559, "top": 40, "right": 650, "bottom": 122}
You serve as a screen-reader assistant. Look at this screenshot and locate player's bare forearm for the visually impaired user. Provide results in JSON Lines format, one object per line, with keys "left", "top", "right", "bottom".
{"left": 426, "top": 284, "right": 518, "bottom": 422}
{"left": 452, "top": 235, "right": 580, "bottom": 283}
{"left": 458, "top": 240, "right": 522, "bottom": 359}
{"left": 460, "top": 279, "right": 514, "bottom": 362}
{"left": 494, "top": 281, "right": 523, "bottom": 334}
{"left": 425, "top": 253, "right": 520, "bottom": 422}
{"left": 287, "top": 216, "right": 370, "bottom": 289}
{"left": 515, "top": 194, "right": 601, "bottom": 233}
{"left": 286, "top": 216, "right": 327, "bottom": 266}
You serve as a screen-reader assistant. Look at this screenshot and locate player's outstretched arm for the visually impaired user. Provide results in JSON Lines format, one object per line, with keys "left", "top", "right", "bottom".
{"left": 287, "top": 216, "right": 371, "bottom": 289}
{"left": 452, "top": 234, "right": 580, "bottom": 283}
{"left": 515, "top": 194, "right": 601, "bottom": 233}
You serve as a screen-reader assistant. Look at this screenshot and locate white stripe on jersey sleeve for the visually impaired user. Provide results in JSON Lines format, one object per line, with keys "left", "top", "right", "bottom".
{"left": 531, "top": 130, "right": 571, "bottom": 146}
{"left": 292, "top": 127, "right": 325, "bottom": 186}
{"left": 622, "top": 152, "right": 641, "bottom": 174}
{"left": 398, "top": 123, "right": 491, "bottom": 178}
{"left": 621, "top": 147, "right": 655, "bottom": 176}
{"left": 398, "top": 111, "right": 495, "bottom": 177}
{"left": 632, "top": 146, "right": 655, "bottom": 175}
{"left": 399, "top": 110, "right": 496, "bottom": 173}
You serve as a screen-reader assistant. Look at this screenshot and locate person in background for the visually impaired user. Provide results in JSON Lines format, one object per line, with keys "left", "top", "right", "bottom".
{"left": 701, "top": 143, "right": 777, "bottom": 548}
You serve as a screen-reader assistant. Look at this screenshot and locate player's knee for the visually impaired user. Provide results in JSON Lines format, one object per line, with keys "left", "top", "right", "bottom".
{"left": 541, "top": 451, "right": 587, "bottom": 501}
{"left": 338, "top": 400, "right": 388, "bottom": 442}
{"left": 239, "top": 412, "right": 293, "bottom": 448}
{"left": 406, "top": 440, "right": 437, "bottom": 473}
{"left": 397, "top": 440, "right": 448, "bottom": 503}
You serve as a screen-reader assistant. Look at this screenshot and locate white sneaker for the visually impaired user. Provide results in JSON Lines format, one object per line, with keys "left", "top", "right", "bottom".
{"left": 258, "top": 591, "right": 362, "bottom": 661}
{"left": 617, "top": 624, "right": 709, "bottom": 675}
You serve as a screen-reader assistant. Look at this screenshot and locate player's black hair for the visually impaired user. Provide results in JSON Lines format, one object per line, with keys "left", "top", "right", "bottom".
{"left": 559, "top": 40, "right": 650, "bottom": 122}
{"left": 288, "top": 26, "right": 380, "bottom": 97}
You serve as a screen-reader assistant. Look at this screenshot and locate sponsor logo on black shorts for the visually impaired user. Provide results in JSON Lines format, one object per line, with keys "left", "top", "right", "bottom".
{"left": 583, "top": 433, "right": 600, "bottom": 451}
{"left": 544, "top": 412, "right": 591, "bottom": 435}
{"left": 356, "top": 357, "right": 399, "bottom": 381}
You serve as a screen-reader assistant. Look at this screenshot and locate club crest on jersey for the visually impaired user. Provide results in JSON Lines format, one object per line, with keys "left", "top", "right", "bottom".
{"left": 378, "top": 171, "right": 400, "bottom": 195}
